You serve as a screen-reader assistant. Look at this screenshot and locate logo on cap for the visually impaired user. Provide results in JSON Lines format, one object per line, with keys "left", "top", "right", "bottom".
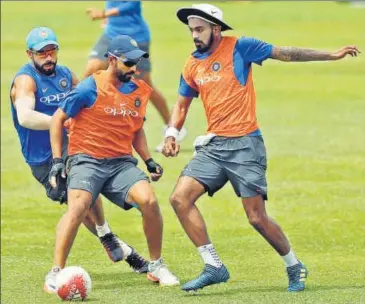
{"left": 212, "top": 62, "right": 221, "bottom": 72}
{"left": 39, "top": 31, "right": 48, "bottom": 38}
{"left": 59, "top": 78, "right": 68, "bottom": 89}
{"left": 130, "top": 39, "right": 138, "bottom": 48}
{"left": 135, "top": 98, "right": 141, "bottom": 108}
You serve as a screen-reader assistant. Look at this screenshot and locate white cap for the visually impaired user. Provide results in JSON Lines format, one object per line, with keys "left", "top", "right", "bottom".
{"left": 177, "top": 3, "right": 233, "bottom": 31}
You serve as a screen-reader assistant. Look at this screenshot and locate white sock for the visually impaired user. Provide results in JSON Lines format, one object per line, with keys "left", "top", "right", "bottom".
{"left": 118, "top": 240, "right": 133, "bottom": 257}
{"left": 282, "top": 249, "right": 299, "bottom": 267}
{"left": 95, "top": 221, "right": 111, "bottom": 237}
{"left": 197, "top": 244, "right": 222, "bottom": 268}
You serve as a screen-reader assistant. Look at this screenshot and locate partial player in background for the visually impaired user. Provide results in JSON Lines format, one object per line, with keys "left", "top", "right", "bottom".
{"left": 163, "top": 3, "right": 360, "bottom": 292}
{"left": 48, "top": 35, "right": 180, "bottom": 290}
{"left": 10, "top": 27, "right": 149, "bottom": 294}
{"left": 84, "top": 1, "right": 187, "bottom": 151}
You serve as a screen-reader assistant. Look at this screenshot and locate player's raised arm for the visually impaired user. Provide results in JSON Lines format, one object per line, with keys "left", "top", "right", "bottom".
{"left": 270, "top": 45, "right": 361, "bottom": 62}
{"left": 133, "top": 128, "right": 163, "bottom": 182}
{"left": 11, "top": 75, "right": 52, "bottom": 130}
{"left": 162, "top": 94, "right": 193, "bottom": 158}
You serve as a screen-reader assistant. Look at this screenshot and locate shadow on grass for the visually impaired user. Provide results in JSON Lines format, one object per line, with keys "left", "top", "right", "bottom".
{"left": 181, "top": 282, "right": 365, "bottom": 297}
{"left": 90, "top": 271, "right": 155, "bottom": 290}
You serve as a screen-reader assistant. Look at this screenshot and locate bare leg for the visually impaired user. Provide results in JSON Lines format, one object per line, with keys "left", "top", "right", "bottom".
{"left": 169, "top": 176, "right": 207, "bottom": 247}
{"left": 83, "top": 58, "right": 108, "bottom": 79}
{"left": 140, "top": 72, "right": 170, "bottom": 124}
{"left": 53, "top": 189, "right": 92, "bottom": 268}
{"left": 126, "top": 180, "right": 162, "bottom": 260}
{"left": 242, "top": 195, "right": 290, "bottom": 255}
{"left": 81, "top": 196, "right": 105, "bottom": 236}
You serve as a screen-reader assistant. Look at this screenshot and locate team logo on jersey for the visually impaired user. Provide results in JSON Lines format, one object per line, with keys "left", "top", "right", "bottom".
{"left": 130, "top": 39, "right": 138, "bottom": 48}
{"left": 59, "top": 78, "right": 68, "bottom": 89}
{"left": 39, "top": 31, "right": 48, "bottom": 38}
{"left": 212, "top": 62, "right": 221, "bottom": 72}
{"left": 135, "top": 98, "right": 141, "bottom": 108}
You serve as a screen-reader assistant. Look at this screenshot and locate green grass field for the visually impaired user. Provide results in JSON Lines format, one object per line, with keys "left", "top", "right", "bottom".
{"left": 1, "top": 1, "right": 365, "bottom": 303}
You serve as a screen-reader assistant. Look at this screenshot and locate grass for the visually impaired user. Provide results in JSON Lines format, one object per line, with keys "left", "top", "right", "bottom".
{"left": 1, "top": 1, "right": 365, "bottom": 303}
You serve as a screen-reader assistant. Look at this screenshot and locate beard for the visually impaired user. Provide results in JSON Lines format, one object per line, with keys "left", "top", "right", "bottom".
{"left": 34, "top": 60, "right": 57, "bottom": 76}
{"left": 116, "top": 70, "right": 135, "bottom": 82}
{"left": 194, "top": 32, "right": 214, "bottom": 54}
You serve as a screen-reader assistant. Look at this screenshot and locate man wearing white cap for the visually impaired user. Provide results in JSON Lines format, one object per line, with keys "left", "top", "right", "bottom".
{"left": 163, "top": 3, "right": 360, "bottom": 292}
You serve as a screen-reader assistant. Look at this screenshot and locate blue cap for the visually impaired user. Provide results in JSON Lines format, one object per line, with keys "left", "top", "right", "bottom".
{"left": 26, "top": 27, "right": 59, "bottom": 51}
{"left": 105, "top": 35, "right": 149, "bottom": 60}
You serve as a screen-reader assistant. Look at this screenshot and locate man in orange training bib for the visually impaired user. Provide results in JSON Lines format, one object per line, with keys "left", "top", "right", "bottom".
{"left": 163, "top": 3, "right": 360, "bottom": 292}
{"left": 47, "top": 35, "right": 180, "bottom": 293}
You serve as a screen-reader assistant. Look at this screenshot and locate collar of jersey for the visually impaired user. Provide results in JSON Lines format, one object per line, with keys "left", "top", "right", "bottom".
{"left": 117, "top": 81, "right": 138, "bottom": 94}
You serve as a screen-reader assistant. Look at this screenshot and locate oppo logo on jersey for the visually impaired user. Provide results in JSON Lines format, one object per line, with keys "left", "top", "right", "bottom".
{"left": 104, "top": 107, "right": 139, "bottom": 117}
{"left": 40, "top": 91, "right": 70, "bottom": 104}
{"left": 195, "top": 73, "right": 221, "bottom": 86}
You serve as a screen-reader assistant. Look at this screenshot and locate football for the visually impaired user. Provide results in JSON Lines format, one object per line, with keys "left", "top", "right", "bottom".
{"left": 56, "top": 266, "right": 92, "bottom": 301}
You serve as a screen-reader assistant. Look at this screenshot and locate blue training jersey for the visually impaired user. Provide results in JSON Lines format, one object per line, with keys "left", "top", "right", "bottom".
{"left": 10, "top": 63, "right": 73, "bottom": 165}
{"left": 104, "top": 1, "right": 150, "bottom": 43}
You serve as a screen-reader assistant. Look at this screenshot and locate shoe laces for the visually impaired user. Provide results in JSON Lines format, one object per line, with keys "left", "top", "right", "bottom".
{"left": 100, "top": 233, "right": 120, "bottom": 252}
{"left": 287, "top": 264, "right": 301, "bottom": 282}
{"left": 126, "top": 250, "right": 147, "bottom": 268}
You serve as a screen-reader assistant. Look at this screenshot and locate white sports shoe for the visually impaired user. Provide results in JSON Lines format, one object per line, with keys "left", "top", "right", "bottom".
{"left": 147, "top": 258, "right": 180, "bottom": 286}
{"left": 155, "top": 126, "right": 188, "bottom": 152}
{"left": 44, "top": 267, "right": 60, "bottom": 294}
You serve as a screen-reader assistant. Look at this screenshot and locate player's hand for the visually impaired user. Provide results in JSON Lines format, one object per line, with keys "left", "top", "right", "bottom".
{"left": 49, "top": 158, "right": 66, "bottom": 189}
{"left": 86, "top": 8, "right": 105, "bottom": 20}
{"left": 145, "top": 159, "right": 163, "bottom": 182}
{"left": 162, "top": 137, "right": 180, "bottom": 157}
{"left": 331, "top": 46, "right": 361, "bottom": 60}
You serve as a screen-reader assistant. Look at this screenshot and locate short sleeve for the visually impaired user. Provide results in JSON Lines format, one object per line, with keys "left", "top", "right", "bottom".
{"left": 236, "top": 37, "right": 273, "bottom": 65}
{"left": 178, "top": 75, "right": 199, "bottom": 98}
{"left": 59, "top": 77, "right": 97, "bottom": 118}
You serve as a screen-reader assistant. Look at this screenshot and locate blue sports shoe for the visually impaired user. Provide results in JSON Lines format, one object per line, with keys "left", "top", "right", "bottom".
{"left": 182, "top": 264, "right": 230, "bottom": 292}
{"left": 287, "top": 262, "right": 308, "bottom": 292}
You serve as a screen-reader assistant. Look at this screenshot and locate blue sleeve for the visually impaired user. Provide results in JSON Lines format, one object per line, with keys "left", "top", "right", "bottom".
{"left": 59, "top": 77, "right": 97, "bottom": 118}
{"left": 178, "top": 75, "right": 199, "bottom": 98}
{"left": 107, "top": 1, "right": 140, "bottom": 15}
{"left": 236, "top": 37, "right": 273, "bottom": 65}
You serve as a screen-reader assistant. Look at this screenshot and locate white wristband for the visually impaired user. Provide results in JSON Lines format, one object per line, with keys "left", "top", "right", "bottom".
{"left": 165, "top": 127, "right": 179, "bottom": 139}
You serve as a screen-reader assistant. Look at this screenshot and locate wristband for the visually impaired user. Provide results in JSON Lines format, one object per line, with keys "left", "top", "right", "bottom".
{"left": 165, "top": 127, "right": 179, "bottom": 139}
{"left": 52, "top": 158, "right": 63, "bottom": 165}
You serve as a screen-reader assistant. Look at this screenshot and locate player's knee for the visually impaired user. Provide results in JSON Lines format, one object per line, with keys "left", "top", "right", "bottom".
{"left": 169, "top": 191, "right": 188, "bottom": 211}
{"left": 68, "top": 191, "right": 92, "bottom": 215}
{"left": 247, "top": 212, "right": 267, "bottom": 229}
{"left": 137, "top": 195, "right": 159, "bottom": 213}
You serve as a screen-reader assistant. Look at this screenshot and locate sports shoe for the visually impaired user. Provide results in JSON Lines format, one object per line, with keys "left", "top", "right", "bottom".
{"left": 181, "top": 264, "right": 230, "bottom": 292}
{"left": 125, "top": 247, "right": 149, "bottom": 274}
{"left": 147, "top": 258, "right": 180, "bottom": 286}
{"left": 287, "top": 261, "right": 308, "bottom": 292}
{"left": 44, "top": 267, "right": 60, "bottom": 294}
{"left": 99, "top": 233, "right": 124, "bottom": 262}
{"left": 155, "top": 127, "right": 188, "bottom": 152}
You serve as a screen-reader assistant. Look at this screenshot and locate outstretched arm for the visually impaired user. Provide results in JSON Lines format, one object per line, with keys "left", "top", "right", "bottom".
{"left": 271, "top": 45, "right": 360, "bottom": 62}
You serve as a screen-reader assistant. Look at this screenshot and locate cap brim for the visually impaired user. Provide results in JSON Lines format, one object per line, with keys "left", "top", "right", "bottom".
{"left": 123, "top": 49, "right": 149, "bottom": 60}
{"left": 177, "top": 8, "right": 233, "bottom": 31}
{"left": 31, "top": 40, "right": 59, "bottom": 51}
{"left": 104, "top": 49, "right": 149, "bottom": 60}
